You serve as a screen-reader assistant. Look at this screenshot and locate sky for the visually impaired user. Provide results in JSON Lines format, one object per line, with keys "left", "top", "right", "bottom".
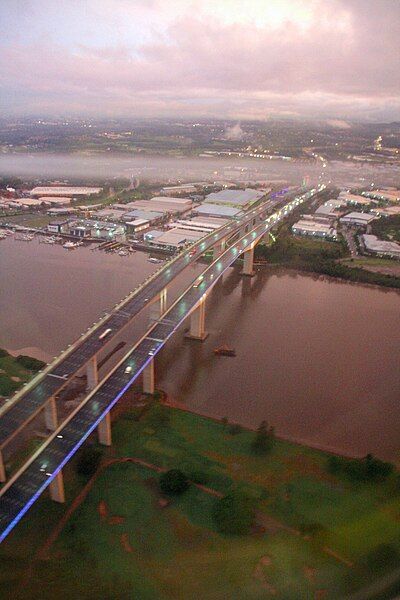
{"left": 0, "top": 0, "right": 399, "bottom": 122}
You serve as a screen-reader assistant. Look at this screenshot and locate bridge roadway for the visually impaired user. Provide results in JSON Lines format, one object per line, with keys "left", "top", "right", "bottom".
{"left": 0, "top": 187, "right": 322, "bottom": 543}
{"left": 0, "top": 193, "right": 288, "bottom": 452}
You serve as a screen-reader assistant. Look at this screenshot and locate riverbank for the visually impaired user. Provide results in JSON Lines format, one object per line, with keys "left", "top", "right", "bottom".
{"left": 0, "top": 348, "right": 45, "bottom": 398}
{"left": 1, "top": 402, "right": 399, "bottom": 599}
{"left": 255, "top": 228, "right": 400, "bottom": 289}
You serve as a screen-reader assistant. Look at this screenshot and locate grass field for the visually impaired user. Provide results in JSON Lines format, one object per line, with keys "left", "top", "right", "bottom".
{"left": 0, "top": 349, "right": 44, "bottom": 397}
{"left": 1, "top": 404, "right": 399, "bottom": 599}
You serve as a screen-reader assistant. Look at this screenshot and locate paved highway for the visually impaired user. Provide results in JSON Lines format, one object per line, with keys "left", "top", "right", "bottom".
{"left": 0, "top": 193, "right": 288, "bottom": 450}
{"left": 0, "top": 187, "right": 322, "bottom": 543}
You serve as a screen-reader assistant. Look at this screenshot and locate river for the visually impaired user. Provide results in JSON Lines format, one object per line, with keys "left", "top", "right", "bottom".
{"left": 0, "top": 237, "right": 399, "bottom": 462}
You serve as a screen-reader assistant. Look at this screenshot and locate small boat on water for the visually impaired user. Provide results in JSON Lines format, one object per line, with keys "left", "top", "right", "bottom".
{"left": 214, "top": 346, "right": 236, "bottom": 357}
{"left": 118, "top": 249, "right": 129, "bottom": 256}
{"left": 63, "top": 241, "right": 77, "bottom": 249}
{"left": 148, "top": 257, "right": 162, "bottom": 263}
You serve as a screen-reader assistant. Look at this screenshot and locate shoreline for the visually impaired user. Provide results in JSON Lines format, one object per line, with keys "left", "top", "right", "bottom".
{"left": 257, "top": 263, "right": 400, "bottom": 293}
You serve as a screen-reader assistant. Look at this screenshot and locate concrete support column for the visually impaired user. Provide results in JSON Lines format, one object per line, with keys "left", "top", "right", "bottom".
{"left": 86, "top": 356, "right": 98, "bottom": 391}
{"left": 44, "top": 396, "right": 58, "bottom": 431}
{"left": 213, "top": 238, "right": 226, "bottom": 258}
{"left": 98, "top": 412, "right": 112, "bottom": 446}
{"left": 143, "top": 359, "right": 155, "bottom": 394}
{"left": 0, "top": 451, "right": 6, "bottom": 483}
{"left": 49, "top": 471, "right": 65, "bottom": 503}
{"left": 149, "top": 287, "right": 168, "bottom": 323}
{"left": 242, "top": 245, "right": 255, "bottom": 277}
{"left": 186, "top": 295, "right": 208, "bottom": 341}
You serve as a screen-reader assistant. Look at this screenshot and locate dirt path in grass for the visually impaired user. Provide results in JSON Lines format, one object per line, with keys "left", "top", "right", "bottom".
{"left": 36, "top": 455, "right": 353, "bottom": 571}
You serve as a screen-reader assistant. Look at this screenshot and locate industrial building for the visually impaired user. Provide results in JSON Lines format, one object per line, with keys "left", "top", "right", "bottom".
{"left": 47, "top": 220, "right": 69, "bottom": 234}
{"left": 39, "top": 196, "right": 71, "bottom": 206}
{"left": 371, "top": 206, "right": 400, "bottom": 217}
{"left": 315, "top": 199, "right": 346, "bottom": 220}
{"left": 292, "top": 219, "right": 337, "bottom": 239}
{"left": 362, "top": 189, "right": 400, "bottom": 203}
{"left": 338, "top": 193, "right": 373, "bottom": 206}
{"left": 30, "top": 186, "right": 102, "bottom": 197}
{"left": 67, "top": 219, "right": 125, "bottom": 240}
{"left": 362, "top": 235, "right": 400, "bottom": 259}
{"left": 128, "top": 198, "right": 193, "bottom": 215}
{"left": 193, "top": 203, "right": 242, "bottom": 219}
{"left": 125, "top": 219, "right": 150, "bottom": 234}
{"left": 204, "top": 188, "right": 264, "bottom": 209}
{"left": 144, "top": 227, "right": 204, "bottom": 250}
{"left": 340, "top": 212, "right": 376, "bottom": 227}
{"left": 121, "top": 209, "right": 164, "bottom": 224}
{"left": 160, "top": 184, "right": 203, "bottom": 195}
{"left": 168, "top": 216, "right": 229, "bottom": 233}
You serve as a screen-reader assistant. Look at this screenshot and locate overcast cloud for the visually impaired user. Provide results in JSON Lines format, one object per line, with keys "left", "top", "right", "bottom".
{"left": 0, "top": 0, "right": 399, "bottom": 121}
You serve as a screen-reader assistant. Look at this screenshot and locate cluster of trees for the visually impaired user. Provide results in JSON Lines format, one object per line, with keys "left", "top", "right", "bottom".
{"left": 15, "top": 354, "right": 46, "bottom": 371}
{"left": 159, "top": 469, "right": 190, "bottom": 495}
{"left": 251, "top": 421, "right": 275, "bottom": 455}
{"left": 159, "top": 467, "right": 257, "bottom": 535}
{"left": 298, "top": 258, "right": 400, "bottom": 289}
{"left": 76, "top": 447, "right": 103, "bottom": 477}
{"left": 372, "top": 214, "right": 400, "bottom": 243}
{"left": 327, "top": 453, "right": 394, "bottom": 482}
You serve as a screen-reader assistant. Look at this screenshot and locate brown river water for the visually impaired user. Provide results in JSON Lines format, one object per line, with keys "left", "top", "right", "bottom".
{"left": 0, "top": 238, "right": 399, "bottom": 462}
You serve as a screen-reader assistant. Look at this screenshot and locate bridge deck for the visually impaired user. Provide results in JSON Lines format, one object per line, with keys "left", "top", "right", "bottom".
{"left": 0, "top": 188, "right": 322, "bottom": 543}
{"left": 0, "top": 196, "right": 281, "bottom": 449}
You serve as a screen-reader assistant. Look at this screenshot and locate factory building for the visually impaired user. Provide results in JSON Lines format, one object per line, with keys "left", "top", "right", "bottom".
{"left": 362, "top": 235, "right": 400, "bottom": 259}
{"left": 30, "top": 186, "right": 102, "bottom": 197}
{"left": 68, "top": 219, "right": 125, "bottom": 240}
{"left": 193, "top": 203, "right": 242, "bottom": 219}
{"left": 292, "top": 219, "right": 337, "bottom": 240}
{"left": 39, "top": 196, "right": 71, "bottom": 206}
{"left": 144, "top": 228, "right": 204, "bottom": 250}
{"left": 160, "top": 184, "right": 203, "bottom": 195}
{"left": 362, "top": 189, "right": 400, "bottom": 203}
{"left": 338, "top": 193, "right": 373, "bottom": 206}
{"left": 47, "top": 220, "right": 69, "bottom": 234}
{"left": 340, "top": 212, "right": 376, "bottom": 227}
{"left": 204, "top": 188, "right": 264, "bottom": 209}
{"left": 125, "top": 219, "right": 150, "bottom": 234}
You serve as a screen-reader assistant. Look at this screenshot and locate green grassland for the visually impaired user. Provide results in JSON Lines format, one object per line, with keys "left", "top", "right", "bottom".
{"left": 0, "top": 349, "right": 45, "bottom": 397}
{"left": 1, "top": 404, "right": 399, "bottom": 599}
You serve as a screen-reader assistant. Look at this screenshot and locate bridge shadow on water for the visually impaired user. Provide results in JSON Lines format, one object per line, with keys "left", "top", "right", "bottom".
{"left": 155, "top": 266, "right": 273, "bottom": 403}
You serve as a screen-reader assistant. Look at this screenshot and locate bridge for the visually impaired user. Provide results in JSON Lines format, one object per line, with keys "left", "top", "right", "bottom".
{"left": 0, "top": 186, "right": 323, "bottom": 543}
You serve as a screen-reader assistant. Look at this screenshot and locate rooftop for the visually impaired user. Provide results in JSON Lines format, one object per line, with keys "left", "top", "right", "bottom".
{"left": 30, "top": 186, "right": 102, "bottom": 197}
{"left": 205, "top": 188, "right": 264, "bottom": 207}
{"left": 340, "top": 212, "right": 376, "bottom": 223}
{"left": 194, "top": 203, "right": 241, "bottom": 218}
{"left": 363, "top": 234, "right": 400, "bottom": 255}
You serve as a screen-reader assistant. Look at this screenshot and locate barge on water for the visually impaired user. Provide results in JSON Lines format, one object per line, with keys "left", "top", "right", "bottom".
{"left": 214, "top": 346, "right": 236, "bottom": 357}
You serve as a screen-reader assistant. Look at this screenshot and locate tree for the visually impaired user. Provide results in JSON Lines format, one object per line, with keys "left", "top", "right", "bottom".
{"left": 212, "top": 492, "right": 255, "bottom": 535}
{"left": 251, "top": 421, "right": 275, "bottom": 455}
{"left": 159, "top": 469, "right": 190, "bottom": 495}
{"left": 76, "top": 447, "right": 102, "bottom": 477}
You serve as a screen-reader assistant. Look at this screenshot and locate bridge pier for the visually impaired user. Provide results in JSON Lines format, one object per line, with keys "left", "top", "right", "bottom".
{"left": 49, "top": 471, "right": 65, "bottom": 503}
{"left": 143, "top": 359, "right": 155, "bottom": 394}
{"left": 0, "top": 451, "right": 6, "bottom": 482}
{"left": 213, "top": 238, "right": 226, "bottom": 258}
{"left": 98, "top": 412, "right": 112, "bottom": 446}
{"left": 149, "top": 287, "right": 168, "bottom": 324}
{"left": 44, "top": 396, "right": 58, "bottom": 431}
{"left": 241, "top": 245, "right": 255, "bottom": 277}
{"left": 186, "top": 295, "right": 208, "bottom": 341}
{"left": 87, "top": 356, "right": 98, "bottom": 391}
